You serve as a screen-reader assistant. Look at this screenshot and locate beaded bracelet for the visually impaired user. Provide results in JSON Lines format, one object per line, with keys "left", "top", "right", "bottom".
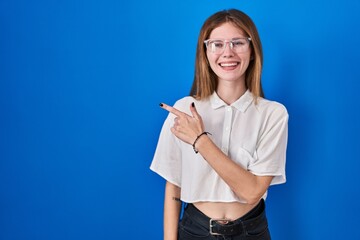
{"left": 192, "top": 132, "right": 211, "bottom": 154}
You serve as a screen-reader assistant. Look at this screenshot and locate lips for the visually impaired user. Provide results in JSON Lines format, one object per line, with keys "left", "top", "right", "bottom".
{"left": 219, "top": 62, "right": 239, "bottom": 70}
{"left": 220, "top": 62, "right": 238, "bottom": 67}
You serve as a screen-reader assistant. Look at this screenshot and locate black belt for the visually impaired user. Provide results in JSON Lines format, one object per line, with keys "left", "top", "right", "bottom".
{"left": 184, "top": 199, "right": 266, "bottom": 236}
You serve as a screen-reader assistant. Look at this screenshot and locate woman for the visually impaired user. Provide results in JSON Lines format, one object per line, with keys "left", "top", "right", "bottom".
{"left": 151, "top": 9, "right": 288, "bottom": 240}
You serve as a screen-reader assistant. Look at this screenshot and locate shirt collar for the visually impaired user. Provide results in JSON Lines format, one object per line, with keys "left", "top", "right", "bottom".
{"left": 210, "top": 90, "right": 254, "bottom": 112}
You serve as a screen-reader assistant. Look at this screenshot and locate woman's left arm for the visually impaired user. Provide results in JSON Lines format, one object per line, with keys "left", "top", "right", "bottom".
{"left": 160, "top": 102, "right": 275, "bottom": 205}
{"left": 195, "top": 135, "right": 273, "bottom": 204}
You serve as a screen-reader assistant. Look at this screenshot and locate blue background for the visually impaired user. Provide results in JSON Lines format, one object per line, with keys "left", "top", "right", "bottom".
{"left": 1, "top": 0, "right": 360, "bottom": 239}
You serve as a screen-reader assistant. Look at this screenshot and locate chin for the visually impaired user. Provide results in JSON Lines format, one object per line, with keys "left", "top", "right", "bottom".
{"left": 218, "top": 74, "right": 246, "bottom": 82}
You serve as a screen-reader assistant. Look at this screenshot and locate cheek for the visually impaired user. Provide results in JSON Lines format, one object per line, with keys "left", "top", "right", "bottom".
{"left": 206, "top": 54, "right": 218, "bottom": 70}
{"left": 240, "top": 50, "right": 252, "bottom": 60}
{"left": 239, "top": 54, "right": 252, "bottom": 68}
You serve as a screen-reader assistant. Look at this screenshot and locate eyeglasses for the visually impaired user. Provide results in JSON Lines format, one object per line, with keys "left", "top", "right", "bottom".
{"left": 204, "top": 38, "right": 251, "bottom": 54}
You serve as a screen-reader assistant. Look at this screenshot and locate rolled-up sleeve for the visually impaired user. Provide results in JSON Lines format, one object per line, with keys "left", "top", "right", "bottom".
{"left": 248, "top": 104, "right": 289, "bottom": 185}
{"left": 150, "top": 112, "right": 182, "bottom": 187}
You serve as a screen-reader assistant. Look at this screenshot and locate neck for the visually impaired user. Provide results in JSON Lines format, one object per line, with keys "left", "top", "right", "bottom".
{"left": 216, "top": 80, "right": 247, "bottom": 105}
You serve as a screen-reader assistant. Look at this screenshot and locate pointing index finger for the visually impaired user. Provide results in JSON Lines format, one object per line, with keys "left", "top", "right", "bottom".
{"left": 159, "top": 103, "right": 184, "bottom": 117}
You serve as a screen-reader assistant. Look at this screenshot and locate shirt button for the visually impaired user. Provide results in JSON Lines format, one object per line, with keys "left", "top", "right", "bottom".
{"left": 222, "top": 147, "right": 228, "bottom": 152}
{"left": 225, "top": 126, "right": 230, "bottom": 131}
{"left": 226, "top": 106, "right": 231, "bottom": 112}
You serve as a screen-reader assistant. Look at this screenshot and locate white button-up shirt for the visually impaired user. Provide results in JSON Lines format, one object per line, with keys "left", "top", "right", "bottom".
{"left": 150, "top": 90, "right": 288, "bottom": 203}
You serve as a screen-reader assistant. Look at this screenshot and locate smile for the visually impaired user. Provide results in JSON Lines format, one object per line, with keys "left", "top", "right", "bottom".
{"left": 219, "top": 62, "right": 239, "bottom": 69}
{"left": 220, "top": 62, "right": 238, "bottom": 67}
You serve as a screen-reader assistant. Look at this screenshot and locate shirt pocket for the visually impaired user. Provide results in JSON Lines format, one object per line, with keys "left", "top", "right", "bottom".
{"left": 234, "top": 147, "right": 255, "bottom": 170}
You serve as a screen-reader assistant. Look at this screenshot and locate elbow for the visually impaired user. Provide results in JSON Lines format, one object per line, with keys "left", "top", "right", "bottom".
{"left": 245, "top": 196, "right": 263, "bottom": 205}
{"left": 233, "top": 188, "right": 264, "bottom": 205}
{"left": 234, "top": 176, "right": 273, "bottom": 205}
{"left": 231, "top": 175, "right": 272, "bottom": 205}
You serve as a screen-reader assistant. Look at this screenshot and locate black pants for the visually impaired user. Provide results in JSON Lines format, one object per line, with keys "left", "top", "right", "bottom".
{"left": 178, "top": 199, "right": 271, "bottom": 240}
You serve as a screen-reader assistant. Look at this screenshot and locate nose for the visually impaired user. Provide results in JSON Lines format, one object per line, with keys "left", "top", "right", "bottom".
{"left": 222, "top": 42, "right": 234, "bottom": 57}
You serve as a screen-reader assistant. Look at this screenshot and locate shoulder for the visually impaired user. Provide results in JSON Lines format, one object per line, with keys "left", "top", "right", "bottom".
{"left": 255, "top": 97, "right": 288, "bottom": 119}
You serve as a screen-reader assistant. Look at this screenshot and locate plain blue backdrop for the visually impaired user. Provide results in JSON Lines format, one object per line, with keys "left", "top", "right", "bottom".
{"left": 1, "top": 0, "right": 360, "bottom": 239}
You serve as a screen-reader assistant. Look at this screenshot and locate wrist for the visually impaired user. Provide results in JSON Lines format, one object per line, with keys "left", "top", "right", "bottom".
{"left": 192, "top": 132, "right": 211, "bottom": 153}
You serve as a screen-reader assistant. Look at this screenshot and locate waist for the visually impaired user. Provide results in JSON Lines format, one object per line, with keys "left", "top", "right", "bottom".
{"left": 193, "top": 200, "right": 260, "bottom": 220}
{"left": 183, "top": 199, "right": 268, "bottom": 236}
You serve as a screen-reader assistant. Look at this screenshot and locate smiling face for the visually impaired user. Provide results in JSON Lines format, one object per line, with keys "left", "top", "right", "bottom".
{"left": 206, "top": 22, "right": 252, "bottom": 85}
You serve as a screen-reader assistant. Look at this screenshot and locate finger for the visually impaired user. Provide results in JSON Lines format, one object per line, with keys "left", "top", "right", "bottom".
{"left": 174, "top": 117, "right": 180, "bottom": 124}
{"left": 190, "top": 102, "right": 201, "bottom": 119}
{"left": 159, "top": 103, "right": 187, "bottom": 117}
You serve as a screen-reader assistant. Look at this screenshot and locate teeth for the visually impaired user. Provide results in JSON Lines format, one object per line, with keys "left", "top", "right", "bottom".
{"left": 220, "top": 63, "right": 238, "bottom": 67}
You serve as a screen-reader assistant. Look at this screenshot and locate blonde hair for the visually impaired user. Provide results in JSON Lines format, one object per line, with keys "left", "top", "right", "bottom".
{"left": 190, "top": 9, "right": 264, "bottom": 102}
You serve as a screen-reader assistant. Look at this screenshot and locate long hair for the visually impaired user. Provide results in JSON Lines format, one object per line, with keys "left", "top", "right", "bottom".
{"left": 190, "top": 9, "right": 264, "bottom": 102}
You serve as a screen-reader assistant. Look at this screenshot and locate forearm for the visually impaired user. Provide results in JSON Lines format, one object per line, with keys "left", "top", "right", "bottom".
{"left": 164, "top": 181, "right": 182, "bottom": 240}
{"left": 196, "top": 136, "right": 272, "bottom": 204}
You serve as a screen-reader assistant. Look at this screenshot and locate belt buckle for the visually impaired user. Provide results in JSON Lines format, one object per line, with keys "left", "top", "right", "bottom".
{"left": 209, "top": 218, "right": 230, "bottom": 235}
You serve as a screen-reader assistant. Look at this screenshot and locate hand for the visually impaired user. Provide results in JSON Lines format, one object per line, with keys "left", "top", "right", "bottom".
{"left": 160, "top": 102, "right": 204, "bottom": 145}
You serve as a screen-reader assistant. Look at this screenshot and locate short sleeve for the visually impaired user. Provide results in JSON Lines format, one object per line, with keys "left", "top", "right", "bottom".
{"left": 150, "top": 112, "right": 182, "bottom": 187}
{"left": 248, "top": 104, "right": 289, "bottom": 185}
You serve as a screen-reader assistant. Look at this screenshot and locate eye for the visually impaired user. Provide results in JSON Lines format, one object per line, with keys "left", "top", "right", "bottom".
{"left": 232, "top": 39, "right": 247, "bottom": 47}
{"left": 210, "top": 41, "right": 224, "bottom": 48}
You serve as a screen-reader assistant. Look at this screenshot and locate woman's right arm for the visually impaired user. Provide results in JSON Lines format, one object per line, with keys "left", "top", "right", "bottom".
{"left": 164, "top": 181, "right": 182, "bottom": 240}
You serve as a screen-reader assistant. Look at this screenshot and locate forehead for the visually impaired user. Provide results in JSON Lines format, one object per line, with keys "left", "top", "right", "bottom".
{"left": 209, "top": 22, "right": 246, "bottom": 39}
